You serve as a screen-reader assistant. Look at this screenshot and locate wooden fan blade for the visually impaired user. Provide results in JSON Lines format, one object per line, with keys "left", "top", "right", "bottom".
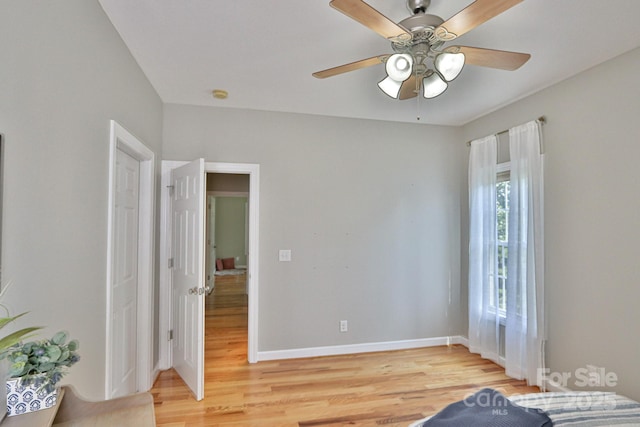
{"left": 452, "top": 46, "right": 530, "bottom": 70}
{"left": 398, "top": 75, "right": 420, "bottom": 100}
{"left": 435, "top": 0, "right": 523, "bottom": 41}
{"left": 330, "top": 0, "right": 411, "bottom": 41}
{"left": 313, "top": 55, "right": 388, "bottom": 79}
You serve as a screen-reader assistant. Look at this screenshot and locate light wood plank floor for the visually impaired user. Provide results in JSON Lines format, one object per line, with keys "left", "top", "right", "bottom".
{"left": 151, "top": 273, "right": 539, "bottom": 426}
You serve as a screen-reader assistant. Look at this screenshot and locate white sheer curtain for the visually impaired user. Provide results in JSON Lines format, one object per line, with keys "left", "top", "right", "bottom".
{"left": 468, "top": 135, "right": 501, "bottom": 364}
{"left": 505, "top": 120, "right": 545, "bottom": 385}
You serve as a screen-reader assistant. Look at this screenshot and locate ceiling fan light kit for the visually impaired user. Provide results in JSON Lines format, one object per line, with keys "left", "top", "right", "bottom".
{"left": 314, "top": 0, "right": 530, "bottom": 102}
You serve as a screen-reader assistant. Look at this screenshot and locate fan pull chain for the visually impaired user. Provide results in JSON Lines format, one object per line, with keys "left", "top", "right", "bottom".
{"left": 416, "top": 75, "right": 421, "bottom": 121}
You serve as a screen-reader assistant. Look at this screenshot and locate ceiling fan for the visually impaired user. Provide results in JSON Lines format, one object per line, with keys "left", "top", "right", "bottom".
{"left": 313, "top": 0, "right": 531, "bottom": 100}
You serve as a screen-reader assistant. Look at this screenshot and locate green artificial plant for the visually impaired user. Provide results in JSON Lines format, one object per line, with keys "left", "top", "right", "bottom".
{"left": 5, "top": 331, "right": 80, "bottom": 394}
{"left": 0, "top": 282, "right": 42, "bottom": 354}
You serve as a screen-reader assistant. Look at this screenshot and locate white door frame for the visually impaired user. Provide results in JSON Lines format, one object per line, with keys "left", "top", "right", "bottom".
{"left": 105, "top": 121, "right": 155, "bottom": 398}
{"left": 159, "top": 161, "right": 260, "bottom": 370}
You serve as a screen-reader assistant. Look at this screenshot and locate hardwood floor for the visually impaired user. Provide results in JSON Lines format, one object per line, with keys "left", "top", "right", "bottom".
{"left": 151, "top": 273, "right": 539, "bottom": 426}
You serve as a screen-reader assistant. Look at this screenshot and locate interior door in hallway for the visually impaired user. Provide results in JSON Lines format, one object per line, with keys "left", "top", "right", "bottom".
{"left": 171, "top": 158, "right": 205, "bottom": 401}
{"left": 205, "top": 195, "right": 216, "bottom": 292}
{"left": 111, "top": 148, "right": 139, "bottom": 398}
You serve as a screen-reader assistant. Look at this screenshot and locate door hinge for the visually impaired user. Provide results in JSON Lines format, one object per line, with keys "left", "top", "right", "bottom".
{"left": 168, "top": 258, "right": 174, "bottom": 269}
{"left": 168, "top": 330, "right": 173, "bottom": 341}
{"left": 167, "top": 184, "right": 175, "bottom": 196}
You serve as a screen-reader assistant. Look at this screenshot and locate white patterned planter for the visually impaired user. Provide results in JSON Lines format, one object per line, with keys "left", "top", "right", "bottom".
{"left": 0, "top": 361, "right": 7, "bottom": 423}
{"left": 6, "top": 378, "right": 57, "bottom": 416}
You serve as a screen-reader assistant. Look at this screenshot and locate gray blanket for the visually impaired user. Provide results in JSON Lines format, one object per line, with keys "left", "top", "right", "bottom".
{"left": 420, "top": 388, "right": 552, "bottom": 427}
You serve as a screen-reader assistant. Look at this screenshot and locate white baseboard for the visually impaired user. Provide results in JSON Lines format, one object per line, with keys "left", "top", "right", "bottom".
{"left": 454, "top": 336, "right": 469, "bottom": 347}
{"left": 257, "top": 335, "right": 467, "bottom": 362}
{"left": 148, "top": 364, "right": 161, "bottom": 392}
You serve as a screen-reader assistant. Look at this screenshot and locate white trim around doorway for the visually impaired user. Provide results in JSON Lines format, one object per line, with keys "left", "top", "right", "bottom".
{"left": 105, "top": 120, "right": 155, "bottom": 398}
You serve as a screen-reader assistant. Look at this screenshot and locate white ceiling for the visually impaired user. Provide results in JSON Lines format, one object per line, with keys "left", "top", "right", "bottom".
{"left": 99, "top": 0, "right": 640, "bottom": 126}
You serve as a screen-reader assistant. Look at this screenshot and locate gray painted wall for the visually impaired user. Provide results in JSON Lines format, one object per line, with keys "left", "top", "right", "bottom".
{"left": 0, "top": 0, "right": 163, "bottom": 399}
{"left": 163, "top": 105, "right": 468, "bottom": 351}
{"left": 462, "top": 47, "right": 640, "bottom": 401}
{"left": 214, "top": 197, "right": 248, "bottom": 267}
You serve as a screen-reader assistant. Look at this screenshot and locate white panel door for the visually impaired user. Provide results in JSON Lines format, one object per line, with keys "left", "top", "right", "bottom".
{"left": 111, "top": 148, "right": 139, "bottom": 397}
{"left": 171, "top": 159, "right": 205, "bottom": 400}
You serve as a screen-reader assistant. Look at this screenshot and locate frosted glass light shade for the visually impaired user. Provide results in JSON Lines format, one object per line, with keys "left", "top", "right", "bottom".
{"left": 423, "top": 72, "right": 447, "bottom": 98}
{"left": 378, "top": 77, "right": 404, "bottom": 98}
{"left": 434, "top": 52, "right": 465, "bottom": 81}
{"left": 386, "top": 53, "right": 413, "bottom": 81}
{"left": 378, "top": 53, "right": 414, "bottom": 98}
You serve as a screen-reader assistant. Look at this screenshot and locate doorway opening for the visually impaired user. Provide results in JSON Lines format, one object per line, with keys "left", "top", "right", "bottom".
{"left": 205, "top": 173, "right": 249, "bottom": 292}
{"left": 159, "top": 160, "right": 260, "bottom": 399}
{"left": 205, "top": 173, "right": 250, "bottom": 360}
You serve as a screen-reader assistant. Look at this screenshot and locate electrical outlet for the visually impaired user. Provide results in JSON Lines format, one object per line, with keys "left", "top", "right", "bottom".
{"left": 340, "top": 320, "right": 348, "bottom": 333}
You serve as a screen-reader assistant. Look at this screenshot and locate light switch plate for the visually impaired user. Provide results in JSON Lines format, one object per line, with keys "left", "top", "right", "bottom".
{"left": 279, "top": 249, "right": 292, "bottom": 262}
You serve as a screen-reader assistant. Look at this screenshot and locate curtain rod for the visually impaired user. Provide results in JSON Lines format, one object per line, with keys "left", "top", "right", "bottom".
{"left": 466, "top": 116, "right": 546, "bottom": 147}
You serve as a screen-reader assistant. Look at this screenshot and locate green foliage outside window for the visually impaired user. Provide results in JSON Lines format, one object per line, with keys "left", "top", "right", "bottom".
{"left": 496, "top": 180, "right": 510, "bottom": 312}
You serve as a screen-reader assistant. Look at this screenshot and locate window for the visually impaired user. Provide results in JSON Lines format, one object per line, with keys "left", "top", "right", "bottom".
{"left": 494, "top": 165, "right": 510, "bottom": 315}
{"left": 468, "top": 120, "right": 544, "bottom": 384}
